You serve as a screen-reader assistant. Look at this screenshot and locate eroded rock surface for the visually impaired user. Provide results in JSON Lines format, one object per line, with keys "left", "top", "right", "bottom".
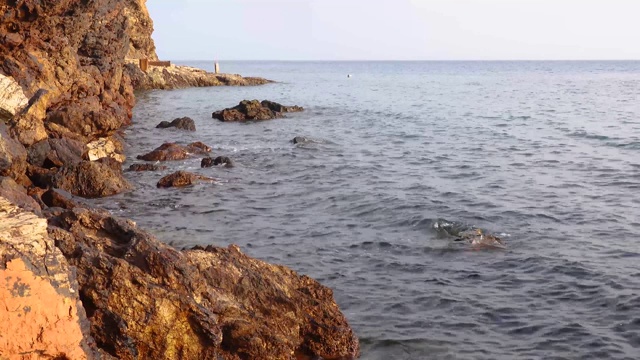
{"left": 52, "top": 159, "right": 132, "bottom": 198}
{"left": 212, "top": 100, "right": 304, "bottom": 122}
{"left": 0, "top": 197, "right": 95, "bottom": 359}
{"left": 47, "top": 207, "right": 360, "bottom": 359}
{"left": 157, "top": 170, "right": 214, "bottom": 188}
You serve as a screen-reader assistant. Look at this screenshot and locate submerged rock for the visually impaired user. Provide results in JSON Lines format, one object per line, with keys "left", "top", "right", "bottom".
{"left": 157, "top": 171, "right": 214, "bottom": 188}
{"left": 212, "top": 100, "right": 304, "bottom": 122}
{"left": 137, "top": 142, "right": 212, "bottom": 162}
{"left": 128, "top": 163, "right": 168, "bottom": 172}
{"left": 47, "top": 207, "right": 360, "bottom": 359}
{"left": 156, "top": 116, "right": 196, "bottom": 131}
{"left": 201, "top": 156, "right": 233, "bottom": 168}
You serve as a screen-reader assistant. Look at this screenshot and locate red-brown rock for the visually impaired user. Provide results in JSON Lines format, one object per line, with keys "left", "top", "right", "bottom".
{"left": 128, "top": 163, "right": 167, "bottom": 172}
{"left": 52, "top": 159, "right": 132, "bottom": 198}
{"left": 47, "top": 207, "right": 360, "bottom": 360}
{"left": 157, "top": 170, "right": 214, "bottom": 188}
{"left": 137, "top": 142, "right": 212, "bottom": 162}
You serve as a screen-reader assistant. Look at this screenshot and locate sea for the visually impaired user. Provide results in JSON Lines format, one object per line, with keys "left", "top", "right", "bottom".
{"left": 93, "top": 61, "right": 640, "bottom": 359}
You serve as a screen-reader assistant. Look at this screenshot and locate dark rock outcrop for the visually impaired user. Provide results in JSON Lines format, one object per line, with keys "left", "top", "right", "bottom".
{"left": 47, "top": 207, "right": 360, "bottom": 359}
{"left": 156, "top": 116, "right": 196, "bottom": 131}
{"left": 292, "top": 136, "right": 310, "bottom": 144}
{"left": 212, "top": 100, "right": 304, "bottom": 122}
{"left": 202, "top": 156, "right": 233, "bottom": 168}
{"left": 52, "top": 159, "right": 132, "bottom": 198}
{"left": 128, "top": 163, "right": 167, "bottom": 172}
{"left": 27, "top": 138, "right": 85, "bottom": 169}
{"left": 157, "top": 171, "right": 214, "bottom": 188}
{"left": 137, "top": 142, "right": 212, "bottom": 162}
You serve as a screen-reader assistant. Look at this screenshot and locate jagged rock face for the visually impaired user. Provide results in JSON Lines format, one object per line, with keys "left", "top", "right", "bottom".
{"left": 48, "top": 207, "right": 360, "bottom": 360}
{"left": 52, "top": 159, "right": 132, "bottom": 198}
{"left": 0, "top": 197, "right": 96, "bottom": 359}
{"left": 123, "top": 0, "right": 158, "bottom": 60}
{"left": 0, "top": 122, "right": 27, "bottom": 183}
{"left": 0, "top": 0, "right": 135, "bottom": 140}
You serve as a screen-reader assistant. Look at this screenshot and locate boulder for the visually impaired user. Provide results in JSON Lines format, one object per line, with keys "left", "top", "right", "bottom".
{"left": 156, "top": 117, "right": 196, "bottom": 131}
{"left": 52, "top": 159, "right": 132, "bottom": 198}
{"left": 0, "top": 197, "right": 96, "bottom": 359}
{"left": 0, "top": 73, "right": 28, "bottom": 122}
{"left": 27, "top": 138, "right": 85, "bottom": 169}
{"left": 128, "top": 163, "right": 167, "bottom": 172}
{"left": 137, "top": 142, "right": 211, "bottom": 162}
{"left": 0, "top": 177, "right": 41, "bottom": 214}
{"left": 292, "top": 136, "right": 310, "bottom": 144}
{"left": 157, "top": 171, "right": 214, "bottom": 188}
{"left": 212, "top": 100, "right": 303, "bottom": 122}
{"left": 46, "top": 207, "right": 360, "bottom": 360}
{"left": 85, "top": 137, "right": 126, "bottom": 163}
{"left": 202, "top": 156, "right": 233, "bottom": 168}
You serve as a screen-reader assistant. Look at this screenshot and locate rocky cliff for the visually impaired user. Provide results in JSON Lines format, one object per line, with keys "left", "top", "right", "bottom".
{"left": 0, "top": 0, "right": 358, "bottom": 359}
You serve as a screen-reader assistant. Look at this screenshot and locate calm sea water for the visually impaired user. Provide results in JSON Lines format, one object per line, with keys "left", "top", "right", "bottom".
{"left": 95, "top": 61, "right": 640, "bottom": 359}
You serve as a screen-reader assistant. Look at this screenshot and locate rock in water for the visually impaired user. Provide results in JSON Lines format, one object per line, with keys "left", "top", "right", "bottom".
{"left": 212, "top": 100, "right": 304, "bottom": 122}
{"left": 156, "top": 116, "right": 196, "bottom": 131}
{"left": 157, "top": 171, "right": 214, "bottom": 188}
{"left": 47, "top": 207, "right": 360, "bottom": 359}
{"left": 128, "top": 163, "right": 167, "bottom": 172}
{"left": 138, "top": 142, "right": 212, "bottom": 162}
{"left": 202, "top": 156, "right": 233, "bottom": 168}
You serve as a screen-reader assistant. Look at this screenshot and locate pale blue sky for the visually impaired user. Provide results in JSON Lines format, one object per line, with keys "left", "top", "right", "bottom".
{"left": 147, "top": 0, "right": 640, "bottom": 60}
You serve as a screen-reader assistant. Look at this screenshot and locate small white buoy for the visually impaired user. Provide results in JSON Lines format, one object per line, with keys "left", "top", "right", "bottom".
{"left": 347, "top": 74, "right": 352, "bottom": 78}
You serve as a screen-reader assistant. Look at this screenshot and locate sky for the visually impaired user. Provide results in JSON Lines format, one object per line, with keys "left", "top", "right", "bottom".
{"left": 146, "top": 0, "right": 640, "bottom": 61}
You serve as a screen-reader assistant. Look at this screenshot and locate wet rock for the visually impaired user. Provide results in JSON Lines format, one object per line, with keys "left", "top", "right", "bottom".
{"left": 0, "top": 177, "right": 41, "bottom": 214}
{"left": 52, "top": 159, "right": 132, "bottom": 199}
{"left": 47, "top": 207, "right": 360, "bottom": 360}
{"left": 156, "top": 116, "right": 196, "bottom": 131}
{"left": 0, "top": 122, "right": 27, "bottom": 182}
{"left": 0, "top": 197, "right": 95, "bottom": 359}
{"left": 212, "top": 100, "right": 304, "bottom": 122}
{"left": 27, "top": 138, "right": 85, "bottom": 169}
{"left": 137, "top": 142, "right": 212, "bottom": 162}
{"left": 292, "top": 136, "right": 311, "bottom": 144}
{"left": 128, "top": 163, "right": 167, "bottom": 172}
{"left": 157, "top": 171, "right": 214, "bottom": 188}
{"left": 202, "top": 156, "right": 233, "bottom": 168}
{"left": 85, "top": 137, "right": 126, "bottom": 163}
{"left": 0, "top": 73, "right": 28, "bottom": 122}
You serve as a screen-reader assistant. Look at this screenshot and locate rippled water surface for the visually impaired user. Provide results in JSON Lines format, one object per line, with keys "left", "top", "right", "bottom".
{"left": 95, "top": 61, "right": 640, "bottom": 359}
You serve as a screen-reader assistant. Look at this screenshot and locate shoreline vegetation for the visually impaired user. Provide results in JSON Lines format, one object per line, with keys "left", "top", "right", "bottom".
{"left": 0, "top": 0, "right": 359, "bottom": 359}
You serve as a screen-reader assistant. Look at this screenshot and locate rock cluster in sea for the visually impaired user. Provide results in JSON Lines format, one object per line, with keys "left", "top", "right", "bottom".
{"left": 0, "top": 0, "right": 359, "bottom": 358}
{"left": 213, "top": 99, "right": 304, "bottom": 122}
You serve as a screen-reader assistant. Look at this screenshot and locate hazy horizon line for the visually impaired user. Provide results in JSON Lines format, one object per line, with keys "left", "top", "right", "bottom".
{"left": 166, "top": 59, "right": 640, "bottom": 62}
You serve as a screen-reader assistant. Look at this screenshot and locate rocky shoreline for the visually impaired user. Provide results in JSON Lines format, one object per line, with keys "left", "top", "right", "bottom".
{"left": 0, "top": 0, "right": 358, "bottom": 359}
